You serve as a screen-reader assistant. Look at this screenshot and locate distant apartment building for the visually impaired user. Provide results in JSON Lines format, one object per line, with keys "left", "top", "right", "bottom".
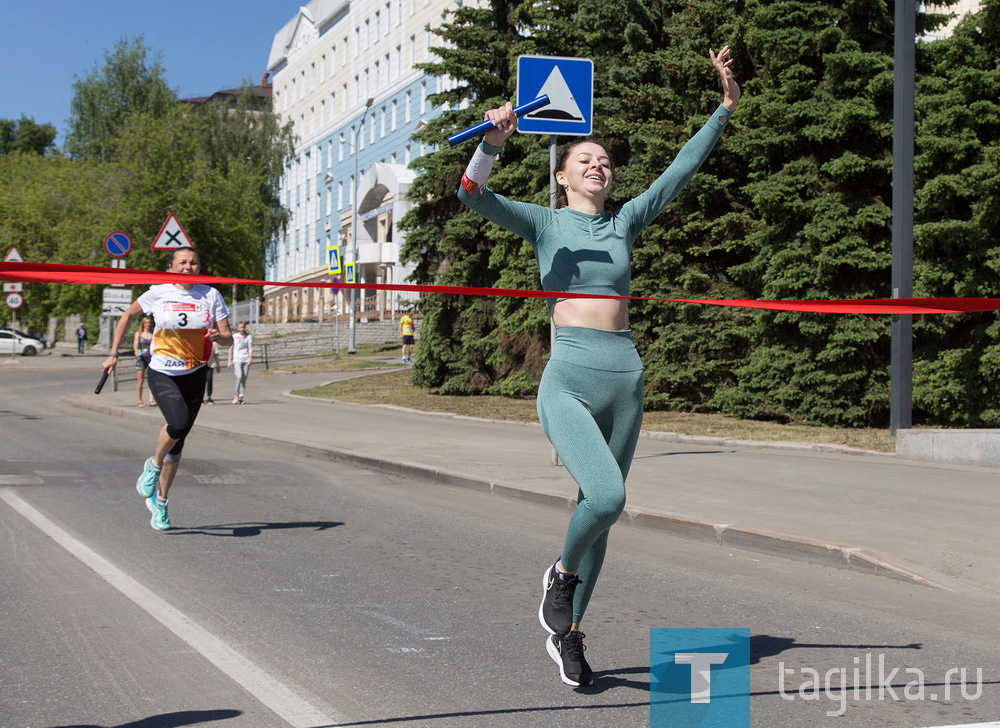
{"left": 264, "top": 0, "right": 464, "bottom": 322}
{"left": 921, "top": 0, "right": 982, "bottom": 40}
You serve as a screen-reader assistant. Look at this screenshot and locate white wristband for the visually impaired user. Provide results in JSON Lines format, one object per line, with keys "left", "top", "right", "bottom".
{"left": 460, "top": 146, "right": 497, "bottom": 197}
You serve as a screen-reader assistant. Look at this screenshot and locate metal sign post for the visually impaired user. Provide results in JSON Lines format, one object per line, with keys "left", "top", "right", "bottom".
{"left": 891, "top": 0, "right": 915, "bottom": 435}
{"left": 517, "top": 57, "right": 594, "bottom": 466}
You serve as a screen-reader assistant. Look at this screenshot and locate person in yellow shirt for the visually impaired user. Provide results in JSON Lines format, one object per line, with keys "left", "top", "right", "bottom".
{"left": 399, "top": 312, "right": 415, "bottom": 363}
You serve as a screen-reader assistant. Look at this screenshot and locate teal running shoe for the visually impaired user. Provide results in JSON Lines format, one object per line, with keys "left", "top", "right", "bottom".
{"left": 146, "top": 494, "right": 170, "bottom": 530}
{"left": 136, "top": 457, "right": 161, "bottom": 498}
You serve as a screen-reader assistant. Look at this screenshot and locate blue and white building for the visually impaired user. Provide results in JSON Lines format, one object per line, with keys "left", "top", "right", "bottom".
{"left": 264, "top": 0, "right": 465, "bottom": 322}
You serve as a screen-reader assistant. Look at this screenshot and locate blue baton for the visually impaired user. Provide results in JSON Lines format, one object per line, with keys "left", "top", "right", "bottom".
{"left": 446, "top": 95, "right": 550, "bottom": 147}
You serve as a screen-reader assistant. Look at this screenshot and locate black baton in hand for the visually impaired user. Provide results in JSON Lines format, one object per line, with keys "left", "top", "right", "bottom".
{"left": 95, "top": 370, "right": 109, "bottom": 394}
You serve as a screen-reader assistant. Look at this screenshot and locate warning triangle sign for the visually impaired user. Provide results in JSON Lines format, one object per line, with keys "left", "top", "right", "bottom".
{"left": 151, "top": 214, "right": 194, "bottom": 251}
{"left": 525, "top": 66, "right": 585, "bottom": 122}
{"left": 4, "top": 246, "right": 24, "bottom": 263}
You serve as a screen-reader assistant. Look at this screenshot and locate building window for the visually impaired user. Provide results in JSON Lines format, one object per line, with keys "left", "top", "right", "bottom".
{"left": 319, "top": 56, "right": 325, "bottom": 83}
{"left": 354, "top": 26, "right": 360, "bottom": 56}
{"left": 405, "top": 145, "right": 411, "bottom": 164}
{"left": 405, "top": 90, "right": 411, "bottom": 122}
{"left": 339, "top": 133, "right": 345, "bottom": 161}
{"left": 409, "top": 35, "right": 416, "bottom": 67}
{"left": 370, "top": 115, "right": 376, "bottom": 144}
{"left": 338, "top": 181, "right": 344, "bottom": 209}
{"left": 391, "top": 99, "right": 397, "bottom": 130}
{"left": 350, "top": 175, "right": 355, "bottom": 205}
{"left": 420, "top": 81, "right": 426, "bottom": 114}
{"left": 381, "top": 106, "right": 386, "bottom": 137}
{"left": 342, "top": 83, "right": 348, "bottom": 112}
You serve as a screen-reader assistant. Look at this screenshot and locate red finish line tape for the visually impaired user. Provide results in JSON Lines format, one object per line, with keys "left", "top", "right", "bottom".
{"left": 2, "top": 262, "right": 999, "bottom": 315}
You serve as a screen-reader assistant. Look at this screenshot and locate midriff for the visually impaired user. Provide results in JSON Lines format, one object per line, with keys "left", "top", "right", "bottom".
{"left": 551, "top": 298, "right": 629, "bottom": 330}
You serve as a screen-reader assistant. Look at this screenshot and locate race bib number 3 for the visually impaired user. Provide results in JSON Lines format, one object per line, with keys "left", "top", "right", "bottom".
{"left": 162, "top": 302, "right": 210, "bottom": 329}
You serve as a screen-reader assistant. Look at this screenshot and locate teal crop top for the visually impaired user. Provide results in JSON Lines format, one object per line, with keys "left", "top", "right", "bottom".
{"left": 458, "top": 105, "right": 733, "bottom": 307}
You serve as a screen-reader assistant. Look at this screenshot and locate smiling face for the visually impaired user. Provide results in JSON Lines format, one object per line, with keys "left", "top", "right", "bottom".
{"left": 555, "top": 141, "right": 614, "bottom": 205}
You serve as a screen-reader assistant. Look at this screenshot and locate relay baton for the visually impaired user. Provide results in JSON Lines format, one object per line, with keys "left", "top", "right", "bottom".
{"left": 95, "top": 369, "right": 109, "bottom": 394}
{"left": 447, "top": 95, "right": 550, "bottom": 147}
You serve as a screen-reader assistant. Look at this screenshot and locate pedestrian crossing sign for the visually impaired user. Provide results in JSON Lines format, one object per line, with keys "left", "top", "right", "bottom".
{"left": 345, "top": 262, "right": 356, "bottom": 284}
{"left": 516, "top": 56, "right": 593, "bottom": 136}
{"left": 326, "top": 245, "right": 342, "bottom": 275}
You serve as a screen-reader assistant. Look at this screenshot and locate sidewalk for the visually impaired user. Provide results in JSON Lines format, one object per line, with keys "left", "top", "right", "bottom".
{"left": 61, "top": 360, "right": 1000, "bottom": 595}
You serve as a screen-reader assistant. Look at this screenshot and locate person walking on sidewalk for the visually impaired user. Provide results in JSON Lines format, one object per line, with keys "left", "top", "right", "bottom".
{"left": 100, "top": 247, "right": 232, "bottom": 530}
{"left": 76, "top": 323, "right": 87, "bottom": 354}
{"left": 400, "top": 311, "right": 415, "bottom": 363}
{"left": 133, "top": 316, "right": 155, "bottom": 406}
{"left": 458, "top": 48, "right": 740, "bottom": 686}
{"left": 204, "top": 341, "right": 221, "bottom": 404}
{"left": 228, "top": 321, "right": 252, "bottom": 404}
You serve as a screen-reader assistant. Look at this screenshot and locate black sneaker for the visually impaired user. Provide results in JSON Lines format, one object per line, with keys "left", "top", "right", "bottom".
{"left": 547, "top": 631, "right": 593, "bottom": 686}
{"left": 538, "top": 560, "right": 581, "bottom": 636}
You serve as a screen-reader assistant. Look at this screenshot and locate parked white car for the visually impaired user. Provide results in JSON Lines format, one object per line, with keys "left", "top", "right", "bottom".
{"left": 0, "top": 329, "right": 46, "bottom": 356}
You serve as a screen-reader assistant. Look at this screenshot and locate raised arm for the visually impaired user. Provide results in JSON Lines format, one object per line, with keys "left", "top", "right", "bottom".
{"left": 621, "top": 47, "right": 742, "bottom": 236}
{"left": 456, "top": 102, "right": 552, "bottom": 244}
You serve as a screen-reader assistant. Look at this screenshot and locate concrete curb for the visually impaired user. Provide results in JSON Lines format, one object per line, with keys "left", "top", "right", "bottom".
{"left": 62, "top": 395, "right": 961, "bottom": 593}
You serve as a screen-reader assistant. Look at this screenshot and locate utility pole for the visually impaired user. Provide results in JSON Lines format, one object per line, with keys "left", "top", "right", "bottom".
{"left": 891, "top": 0, "right": 915, "bottom": 435}
{"left": 348, "top": 97, "right": 375, "bottom": 354}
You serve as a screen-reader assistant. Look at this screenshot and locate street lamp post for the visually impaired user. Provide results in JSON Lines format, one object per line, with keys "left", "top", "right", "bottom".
{"left": 348, "top": 97, "right": 375, "bottom": 354}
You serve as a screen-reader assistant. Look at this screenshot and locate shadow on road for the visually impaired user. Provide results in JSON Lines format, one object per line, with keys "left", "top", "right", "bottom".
{"left": 167, "top": 520, "right": 344, "bottom": 537}
{"left": 50, "top": 708, "right": 242, "bottom": 728}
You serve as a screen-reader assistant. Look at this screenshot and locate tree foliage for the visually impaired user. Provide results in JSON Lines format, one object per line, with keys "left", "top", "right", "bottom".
{"left": 912, "top": 0, "right": 1000, "bottom": 425}
{"left": 403, "top": 0, "right": 997, "bottom": 428}
{"left": 64, "top": 37, "right": 177, "bottom": 161}
{"left": 1, "top": 37, "right": 294, "bottom": 331}
{"left": 0, "top": 117, "right": 57, "bottom": 156}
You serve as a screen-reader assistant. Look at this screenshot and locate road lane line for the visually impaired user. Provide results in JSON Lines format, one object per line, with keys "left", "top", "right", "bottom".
{"left": 0, "top": 488, "right": 343, "bottom": 728}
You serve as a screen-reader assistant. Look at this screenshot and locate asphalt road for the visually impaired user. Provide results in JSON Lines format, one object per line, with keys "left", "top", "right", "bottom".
{"left": 2, "top": 366, "right": 1000, "bottom": 728}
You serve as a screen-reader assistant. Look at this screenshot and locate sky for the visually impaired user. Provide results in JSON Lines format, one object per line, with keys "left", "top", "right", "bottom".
{"left": 2, "top": 0, "right": 302, "bottom": 146}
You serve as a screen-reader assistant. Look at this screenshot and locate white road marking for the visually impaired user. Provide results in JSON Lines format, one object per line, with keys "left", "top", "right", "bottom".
{"left": 919, "top": 723, "right": 1000, "bottom": 727}
{"left": 0, "top": 488, "right": 344, "bottom": 728}
{"left": 0, "top": 474, "right": 43, "bottom": 484}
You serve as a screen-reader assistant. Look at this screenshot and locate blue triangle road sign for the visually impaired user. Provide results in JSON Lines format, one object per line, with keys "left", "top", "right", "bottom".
{"left": 516, "top": 56, "right": 593, "bottom": 136}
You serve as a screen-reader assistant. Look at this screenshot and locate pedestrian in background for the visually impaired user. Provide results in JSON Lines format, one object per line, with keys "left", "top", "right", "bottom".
{"left": 400, "top": 310, "right": 415, "bottom": 363}
{"left": 228, "top": 321, "right": 252, "bottom": 404}
{"left": 458, "top": 48, "right": 740, "bottom": 686}
{"left": 76, "top": 323, "right": 87, "bottom": 354}
{"left": 133, "top": 316, "right": 155, "bottom": 407}
{"left": 204, "top": 341, "right": 221, "bottom": 404}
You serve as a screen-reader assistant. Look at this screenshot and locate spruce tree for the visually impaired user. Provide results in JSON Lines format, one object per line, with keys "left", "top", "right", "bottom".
{"left": 713, "top": 0, "right": 901, "bottom": 426}
{"left": 912, "top": 0, "right": 1000, "bottom": 425}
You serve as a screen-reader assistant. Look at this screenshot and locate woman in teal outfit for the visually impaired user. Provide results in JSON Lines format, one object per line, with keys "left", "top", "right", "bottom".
{"left": 458, "top": 47, "right": 741, "bottom": 686}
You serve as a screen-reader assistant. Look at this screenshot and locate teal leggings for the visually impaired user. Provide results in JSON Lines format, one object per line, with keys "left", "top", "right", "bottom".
{"left": 537, "top": 326, "right": 644, "bottom": 623}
